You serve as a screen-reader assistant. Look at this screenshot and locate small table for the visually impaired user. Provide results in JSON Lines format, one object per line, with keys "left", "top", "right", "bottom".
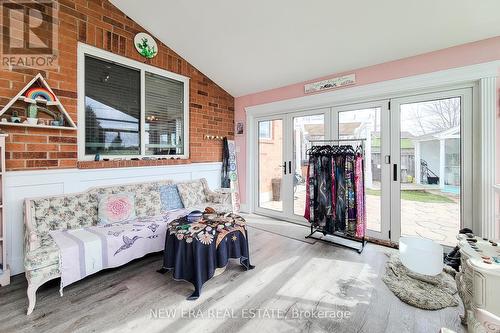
{"left": 158, "top": 213, "right": 254, "bottom": 299}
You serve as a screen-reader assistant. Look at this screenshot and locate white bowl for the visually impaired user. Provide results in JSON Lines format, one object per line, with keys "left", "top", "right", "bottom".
{"left": 399, "top": 236, "right": 443, "bottom": 276}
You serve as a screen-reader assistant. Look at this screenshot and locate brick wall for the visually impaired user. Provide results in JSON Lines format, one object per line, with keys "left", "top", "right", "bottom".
{"left": 2, "top": 0, "right": 234, "bottom": 171}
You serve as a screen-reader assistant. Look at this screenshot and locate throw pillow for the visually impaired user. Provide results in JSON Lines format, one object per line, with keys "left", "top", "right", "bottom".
{"left": 177, "top": 181, "right": 207, "bottom": 207}
{"left": 159, "top": 184, "right": 184, "bottom": 212}
{"left": 98, "top": 192, "right": 136, "bottom": 225}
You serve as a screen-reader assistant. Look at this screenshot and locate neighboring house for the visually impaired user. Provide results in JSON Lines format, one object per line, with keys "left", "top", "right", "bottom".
{"left": 413, "top": 126, "right": 460, "bottom": 189}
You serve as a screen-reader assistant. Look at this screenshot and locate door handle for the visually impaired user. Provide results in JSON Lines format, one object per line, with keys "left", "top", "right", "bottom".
{"left": 393, "top": 164, "right": 398, "bottom": 181}
{"left": 288, "top": 161, "right": 292, "bottom": 174}
{"left": 283, "top": 162, "right": 287, "bottom": 175}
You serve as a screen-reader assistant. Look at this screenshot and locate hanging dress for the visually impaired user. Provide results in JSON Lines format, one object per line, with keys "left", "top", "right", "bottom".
{"left": 334, "top": 154, "right": 346, "bottom": 232}
{"left": 345, "top": 153, "right": 357, "bottom": 236}
{"left": 315, "top": 154, "right": 332, "bottom": 227}
{"left": 221, "top": 137, "right": 230, "bottom": 188}
{"left": 304, "top": 162, "right": 311, "bottom": 221}
{"left": 355, "top": 152, "right": 366, "bottom": 238}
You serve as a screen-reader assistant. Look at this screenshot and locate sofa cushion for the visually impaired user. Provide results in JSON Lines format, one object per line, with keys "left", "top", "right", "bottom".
{"left": 177, "top": 181, "right": 207, "bottom": 207}
{"left": 93, "top": 182, "right": 161, "bottom": 217}
{"left": 159, "top": 184, "right": 184, "bottom": 212}
{"left": 98, "top": 192, "right": 136, "bottom": 225}
{"left": 31, "top": 192, "right": 98, "bottom": 249}
{"left": 25, "top": 237, "right": 59, "bottom": 271}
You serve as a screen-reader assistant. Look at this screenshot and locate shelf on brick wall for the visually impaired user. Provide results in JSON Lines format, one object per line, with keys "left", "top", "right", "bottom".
{"left": 0, "top": 122, "right": 76, "bottom": 131}
{"left": 0, "top": 73, "right": 76, "bottom": 130}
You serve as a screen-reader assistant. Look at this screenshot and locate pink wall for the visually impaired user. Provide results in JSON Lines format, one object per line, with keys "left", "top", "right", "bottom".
{"left": 235, "top": 36, "right": 500, "bottom": 206}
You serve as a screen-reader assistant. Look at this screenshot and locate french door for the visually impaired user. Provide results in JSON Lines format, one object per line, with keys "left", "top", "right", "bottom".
{"left": 254, "top": 109, "right": 329, "bottom": 222}
{"left": 253, "top": 88, "right": 472, "bottom": 246}
{"left": 332, "top": 101, "right": 391, "bottom": 240}
{"left": 390, "top": 88, "right": 472, "bottom": 246}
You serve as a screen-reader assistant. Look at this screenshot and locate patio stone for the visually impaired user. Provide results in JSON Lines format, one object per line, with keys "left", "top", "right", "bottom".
{"left": 260, "top": 184, "right": 460, "bottom": 247}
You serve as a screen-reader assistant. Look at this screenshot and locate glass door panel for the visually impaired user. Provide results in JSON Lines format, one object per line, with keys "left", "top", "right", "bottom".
{"left": 338, "top": 108, "right": 382, "bottom": 233}
{"left": 257, "top": 119, "right": 284, "bottom": 212}
{"left": 391, "top": 90, "right": 471, "bottom": 247}
{"left": 292, "top": 114, "right": 325, "bottom": 216}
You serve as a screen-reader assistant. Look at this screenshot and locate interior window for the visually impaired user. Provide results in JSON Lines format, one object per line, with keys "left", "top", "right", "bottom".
{"left": 145, "top": 72, "right": 184, "bottom": 156}
{"left": 83, "top": 54, "right": 187, "bottom": 158}
{"left": 84, "top": 56, "right": 141, "bottom": 155}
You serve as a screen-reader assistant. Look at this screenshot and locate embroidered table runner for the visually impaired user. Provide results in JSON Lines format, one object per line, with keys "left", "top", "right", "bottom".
{"left": 160, "top": 213, "right": 254, "bottom": 299}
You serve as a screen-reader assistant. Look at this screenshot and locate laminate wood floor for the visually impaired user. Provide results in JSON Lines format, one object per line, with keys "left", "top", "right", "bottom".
{"left": 0, "top": 215, "right": 465, "bottom": 333}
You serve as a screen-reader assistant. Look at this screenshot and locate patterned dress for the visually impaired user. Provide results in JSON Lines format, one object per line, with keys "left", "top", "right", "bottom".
{"left": 305, "top": 145, "right": 366, "bottom": 240}
{"left": 334, "top": 154, "right": 346, "bottom": 232}
{"left": 345, "top": 154, "right": 357, "bottom": 236}
{"left": 355, "top": 153, "right": 366, "bottom": 238}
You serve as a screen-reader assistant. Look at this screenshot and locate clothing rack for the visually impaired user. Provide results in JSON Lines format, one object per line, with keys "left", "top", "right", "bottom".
{"left": 305, "top": 138, "right": 367, "bottom": 253}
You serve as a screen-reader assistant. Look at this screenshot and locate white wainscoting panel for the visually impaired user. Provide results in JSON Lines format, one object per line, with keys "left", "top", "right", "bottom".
{"left": 5, "top": 162, "right": 222, "bottom": 275}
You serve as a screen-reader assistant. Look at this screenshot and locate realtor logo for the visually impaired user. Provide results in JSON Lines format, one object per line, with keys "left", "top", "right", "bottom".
{"left": 1, "top": 0, "right": 58, "bottom": 68}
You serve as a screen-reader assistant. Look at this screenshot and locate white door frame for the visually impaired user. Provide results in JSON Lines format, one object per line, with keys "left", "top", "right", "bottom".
{"left": 253, "top": 114, "right": 290, "bottom": 220}
{"left": 287, "top": 108, "right": 331, "bottom": 223}
{"left": 245, "top": 61, "right": 498, "bottom": 239}
{"left": 389, "top": 87, "right": 474, "bottom": 243}
{"left": 332, "top": 100, "right": 391, "bottom": 240}
{"left": 252, "top": 108, "right": 330, "bottom": 223}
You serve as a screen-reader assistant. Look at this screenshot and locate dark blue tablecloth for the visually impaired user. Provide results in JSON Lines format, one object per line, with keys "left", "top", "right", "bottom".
{"left": 159, "top": 213, "right": 254, "bottom": 299}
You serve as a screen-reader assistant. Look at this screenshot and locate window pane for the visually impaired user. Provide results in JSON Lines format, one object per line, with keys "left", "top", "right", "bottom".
{"left": 339, "top": 108, "right": 382, "bottom": 232}
{"left": 145, "top": 72, "right": 184, "bottom": 155}
{"left": 399, "top": 97, "right": 461, "bottom": 246}
{"left": 258, "top": 119, "right": 283, "bottom": 212}
{"left": 293, "top": 115, "right": 324, "bottom": 216}
{"left": 259, "top": 122, "right": 271, "bottom": 139}
{"left": 85, "top": 56, "right": 140, "bottom": 155}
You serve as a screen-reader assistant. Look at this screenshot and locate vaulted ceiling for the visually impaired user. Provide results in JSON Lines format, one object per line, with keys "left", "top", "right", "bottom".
{"left": 111, "top": 0, "right": 500, "bottom": 97}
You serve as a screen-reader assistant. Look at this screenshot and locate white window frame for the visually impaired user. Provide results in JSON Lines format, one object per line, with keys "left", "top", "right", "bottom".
{"left": 77, "top": 42, "right": 190, "bottom": 160}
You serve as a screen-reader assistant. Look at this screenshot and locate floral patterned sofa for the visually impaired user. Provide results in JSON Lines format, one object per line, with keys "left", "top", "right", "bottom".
{"left": 23, "top": 178, "right": 231, "bottom": 315}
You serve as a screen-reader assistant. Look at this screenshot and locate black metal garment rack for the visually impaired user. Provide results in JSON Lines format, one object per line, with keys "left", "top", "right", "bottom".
{"left": 305, "top": 139, "right": 367, "bottom": 254}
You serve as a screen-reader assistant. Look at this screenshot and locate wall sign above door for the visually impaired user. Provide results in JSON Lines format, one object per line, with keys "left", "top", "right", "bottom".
{"left": 134, "top": 32, "right": 158, "bottom": 59}
{"left": 304, "top": 74, "right": 356, "bottom": 93}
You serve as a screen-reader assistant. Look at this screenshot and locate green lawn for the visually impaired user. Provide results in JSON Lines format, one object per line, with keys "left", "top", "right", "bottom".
{"left": 366, "top": 188, "right": 455, "bottom": 203}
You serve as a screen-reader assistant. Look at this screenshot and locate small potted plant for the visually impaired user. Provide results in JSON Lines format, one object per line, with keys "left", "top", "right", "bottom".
{"left": 27, "top": 103, "right": 38, "bottom": 125}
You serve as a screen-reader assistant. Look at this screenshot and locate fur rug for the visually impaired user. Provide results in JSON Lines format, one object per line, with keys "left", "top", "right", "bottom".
{"left": 382, "top": 254, "right": 459, "bottom": 310}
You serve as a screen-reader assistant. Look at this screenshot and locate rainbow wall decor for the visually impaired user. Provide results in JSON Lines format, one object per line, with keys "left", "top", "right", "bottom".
{"left": 24, "top": 87, "right": 55, "bottom": 102}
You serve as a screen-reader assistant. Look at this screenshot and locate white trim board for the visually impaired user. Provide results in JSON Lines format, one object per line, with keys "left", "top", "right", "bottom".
{"left": 77, "top": 42, "right": 191, "bottom": 161}
{"left": 5, "top": 162, "right": 222, "bottom": 275}
{"left": 245, "top": 60, "right": 500, "bottom": 116}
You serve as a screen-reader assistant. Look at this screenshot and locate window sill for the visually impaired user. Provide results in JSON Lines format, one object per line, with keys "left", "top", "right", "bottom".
{"left": 77, "top": 159, "right": 191, "bottom": 169}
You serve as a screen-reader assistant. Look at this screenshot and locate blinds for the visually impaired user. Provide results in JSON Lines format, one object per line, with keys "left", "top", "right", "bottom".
{"left": 145, "top": 72, "right": 184, "bottom": 155}
{"left": 84, "top": 55, "right": 186, "bottom": 157}
{"left": 84, "top": 56, "right": 141, "bottom": 155}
